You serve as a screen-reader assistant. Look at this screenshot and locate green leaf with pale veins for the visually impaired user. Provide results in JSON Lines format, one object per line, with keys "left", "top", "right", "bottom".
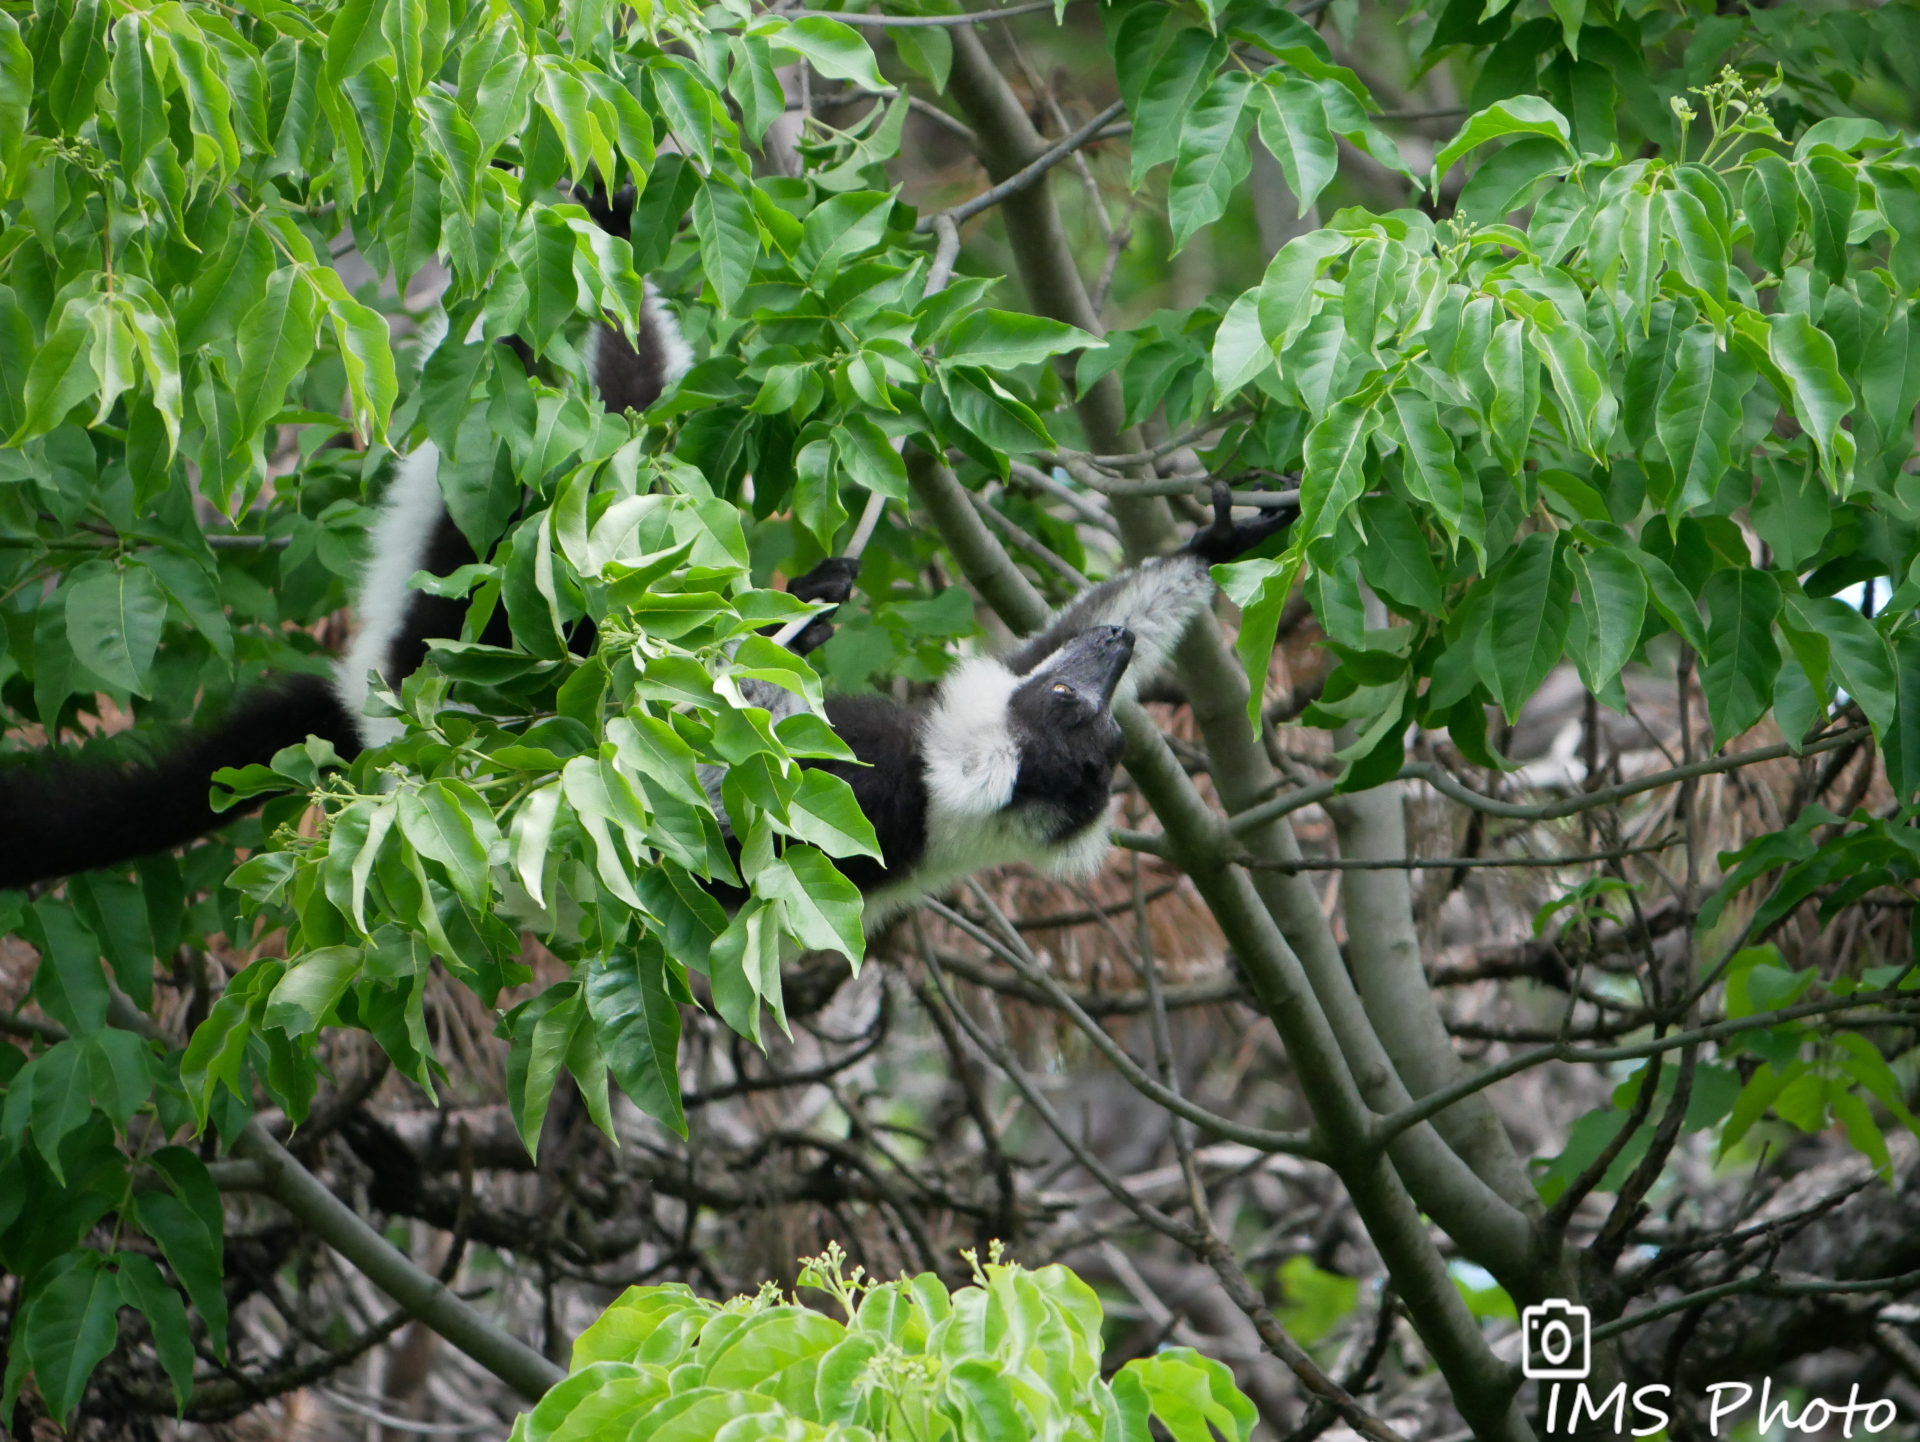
{"left": 1701, "top": 568, "right": 1782, "bottom": 743}
{"left": 1788, "top": 595, "right": 1896, "bottom": 739}
{"left": 1796, "top": 151, "right": 1857, "bottom": 283}
{"left": 523, "top": 208, "right": 580, "bottom": 357}
{"left": 1768, "top": 312, "right": 1854, "bottom": 482}
{"left": 1572, "top": 548, "right": 1647, "bottom": 694}
{"left": 1430, "top": 96, "right": 1570, "bottom": 190}
{"left": 783, "top": 770, "right": 883, "bottom": 861}
{"left": 1387, "top": 388, "right": 1471, "bottom": 557}
{"left": 763, "top": 846, "right": 866, "bottom": 966}
{"left": 944, "top": 311, "right": 1103, "bottom": 370}
{"left": 1254, "top": 77, "right": 1337, "bottom": 218}
{"left": 66, "top": 563, "right": 167, "bottom": 696}
{"left": 750, "top": 16, "right": 887, "bottom": 91}
{"left": 691, "top": 174, "right": 759, "bottom": 315}
{"left": 585, "top": 944, "right": 686, "bottom": 1136}
{"left": 1663, "top": 186, "right": 1729, "bottom": 304}
{"left": 25, "top": 1258, "right": 122, "bottom": 1425}
{"left": 114, "top": 1254, "right": 193, "bottom": 1414}
{"left": 1655, "top": 324, "right": 1755, "bottom": 513}
{"left": 0, "top": 12, "right": 29, "bottom": 178}
{"left": 1743, "top": 152, "right": 1798, "bottom": 275}
{"left": 1297, "top": 397, "right": 1377, "bottom": 550}
{"left": 506, "top": 984, "right": 585, "bottom": 1160}
{"left": 1169, "top": 72, "right": 1255, "bottom": 254}
{"left": 1483, "top": 317, "right": 1538, "bottom": 473}
{"left": 1128, "top": 29, "right": 1227, "bottom": 186}
{"left": 234, "top": 266, "right": 317, "bottom": 444}
{"left": 1482, "top": 531, "right": 1572, "bottom": 721}
{"left": 13, "top": 299, "right": 101, "bottom": 445}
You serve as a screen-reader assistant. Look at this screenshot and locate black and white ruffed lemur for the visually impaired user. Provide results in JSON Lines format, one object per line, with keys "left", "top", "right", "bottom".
{"left": 0, "top": 214, "right": 1295, "bottom": 917}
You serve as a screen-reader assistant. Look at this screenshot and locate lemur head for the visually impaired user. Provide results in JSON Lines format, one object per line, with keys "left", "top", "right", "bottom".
{"left": 1007, "top": 622, "right": 1132, "bottom": 836}
{"left": 923, "top": 624, "right": 1134, "bottom": 851}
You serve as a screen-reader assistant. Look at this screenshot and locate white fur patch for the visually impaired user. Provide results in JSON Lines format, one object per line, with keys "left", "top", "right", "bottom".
{"left": 642, "top": 281, "right": 694, "bottom": 383}
{"left": 920, "top": 656, "right": 1023, "bottom": 819}
{"left": 332, "top": 443, "right": 447, "bottom": 748}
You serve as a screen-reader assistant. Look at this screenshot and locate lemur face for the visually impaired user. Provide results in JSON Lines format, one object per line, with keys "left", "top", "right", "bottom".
{"left": 1008, "top": 625, "right": 1133, "bottom": 841}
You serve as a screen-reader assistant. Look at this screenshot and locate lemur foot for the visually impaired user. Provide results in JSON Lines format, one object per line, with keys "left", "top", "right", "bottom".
{"left": 1181, "top": 481, "right": 1299, "bottom": 564}
{"left": 782, "top": 556, "right": 862, "bottom": 655}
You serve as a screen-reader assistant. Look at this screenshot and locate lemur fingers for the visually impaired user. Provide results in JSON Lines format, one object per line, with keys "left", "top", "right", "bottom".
{"left": 773, "top": 556, "right": 862, "bottom": 657}
{"left": 1181, "top": 479, "right": 1300, "bottom": 564}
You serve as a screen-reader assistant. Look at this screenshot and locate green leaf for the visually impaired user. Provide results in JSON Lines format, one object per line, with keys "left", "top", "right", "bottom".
{"left": 234, "top": 267, "right": 317, "bottom": 443}
{"left": 783, "top": 770, "right": 883, "bottom": 861}
{"left": 1796, "top": 152, "right": 1858, "bottom": 283}
{"left": 263, "top": 946, "right": 362, "bottom": 1037}
{"left": 1254, "top": 77, "right": 1337, "bottom": 218}
{"left": 1129, "top": 29, "right": 1227, "bottom": 186}
{"left": 65, "top": 562, "right": 167, "bottom": 697}
{"left": 1169, "top": 72, "right": 1255, "bottom": 254}
{"left": 727, "top": 35, "right": 786, "bottom": 143}
{"left": 112, "top": 16, "right": 167, "bottom": 173}
{"left": 1297, "top": 398, "right": 1377, "bottom": 550}
{"left": 691, "top": 175, "right": 758, "bottom": 315}
{"left": 523, "top": 208, "right": 581, "bottom": 356}
{"left": 942, "top": 368, "right": 1053, "bottom": 455}
{"left": 1700, "top": 568, "right": 1782, "bottom": 743}
{"left": 84, "top": 1028, "right": 152, "bottom": 1132}
{"left": 1482, "top": 532, "right": 1572, "bottom": 721}
{"left": 1455, "top": 136, "right": 1568, "bottom": 224}
{"left": 1654, "top": 324, "right": 1754, "bottom": 514}
{"left": 1215, "top": 555, "right": 1300, "bottom": 734}
{"left": 1743, "top": 152, "right": 1798, "bottom": 275}
{"left": 833, "top": 415, "right": 908, "bottom": 501}
{"left": 1787, "top": 596, "right": 1896, "bottom": 738}
{"left": 1484, "top": 317, "right": 1539, "bottom": 473}
{"left": 24, "top": 1257, "right": 122, "bottom": 1425}
{"left": 1572, "top": 548, "right": 1647, "bottom": 694}
{"left": 1355, "top": 492, "right": 1442, "bottom": 614}
{"left": 1430, "top": 97, "right": 1570, "bottom": 190}
{"left": 506, "top": 984, "right": 585, "bottom": 1159}
{"left": 750, "top": 16, "right": 887, "bottom": 91}
{"left": 21, "top": 1041, "right": 93, "bottom": 1182}
{"left": 0, "top": 12, "right": 29, "bottom": 179}
{"left": 944, "top": 311, "right": 1103, "bottom": 369}
{"left": 1387, "top": 388, "right": 1470, "bottom": 554}
{"left": 132, "top": 1189, "right": 228, "bottom": 1361}
{"left": 114, "top": 1254, "right": 193, "bottom": 1414}
{"left": 29, "top": 898, "right": 108, "bottom": 1037}
{"left": 325, "top": 0, "right": 391, "bottom": 85}
{"left": 13, "top": 298, "right": 101, "bottom": 444}
{"left": 585, "top": 944, "right": 685, "bottom": 1136}
{"left": 398, "top": 782, "right": 495, "bottom": 909}
{"left": 1886, "top": 631, "right": 1920, "bottom": 806}
{"left": 1767, "top": 312, "right": 1854, "bottom": 482}
{"left": 1662, "top": 186, "right": 1729, "bottom": 305}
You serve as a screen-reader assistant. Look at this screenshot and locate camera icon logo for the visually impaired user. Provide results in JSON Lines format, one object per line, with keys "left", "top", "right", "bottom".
{"left": 1521, "top": 1299, "right": 1591, "bottom": 1380}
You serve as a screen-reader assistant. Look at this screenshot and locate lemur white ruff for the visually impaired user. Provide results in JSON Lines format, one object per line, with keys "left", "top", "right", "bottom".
{"left": 0, "top": 203, "right": 1294, "bottom": 909}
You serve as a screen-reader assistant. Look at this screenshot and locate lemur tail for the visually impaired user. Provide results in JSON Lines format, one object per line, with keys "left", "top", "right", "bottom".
{"left": 0, "top": 675, "right": 361, "bottom": 890}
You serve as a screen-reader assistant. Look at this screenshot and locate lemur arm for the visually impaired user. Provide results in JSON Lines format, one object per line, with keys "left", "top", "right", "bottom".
{"left": 1001, "top": 483, "right": 1297, "bottom": 689}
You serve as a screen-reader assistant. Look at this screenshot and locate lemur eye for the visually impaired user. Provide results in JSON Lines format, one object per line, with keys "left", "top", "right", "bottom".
{"left": 1052, "top": 682, "right": 1072, "bottom": 696}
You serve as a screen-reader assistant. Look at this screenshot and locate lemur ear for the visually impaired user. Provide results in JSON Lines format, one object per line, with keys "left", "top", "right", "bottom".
{"left": 1181, "top": 480, "right": 1299, "bottom": 564}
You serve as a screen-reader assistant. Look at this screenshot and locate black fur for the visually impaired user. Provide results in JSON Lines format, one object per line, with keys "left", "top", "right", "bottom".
{"left": 579, "top": 184, "right": 676, "bottom": 417}
{"left": 1182, "top": 481, "right": 1298, "bottom": 564}
{"left": 813, "top": 693, "right": 929, "bottom": 892}
{"left": 0, "top": 675, "right": 361, "bottom": 889}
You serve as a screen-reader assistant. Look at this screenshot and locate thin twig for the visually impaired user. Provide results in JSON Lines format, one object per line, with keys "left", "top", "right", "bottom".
{"left": 916, "top": 100, "right": 1127, "bottom": 232}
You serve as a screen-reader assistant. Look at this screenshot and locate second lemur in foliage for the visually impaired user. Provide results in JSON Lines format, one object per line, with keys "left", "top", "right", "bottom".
{"left": 0, "top": 194, "right": 1294, "bottom": 904}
